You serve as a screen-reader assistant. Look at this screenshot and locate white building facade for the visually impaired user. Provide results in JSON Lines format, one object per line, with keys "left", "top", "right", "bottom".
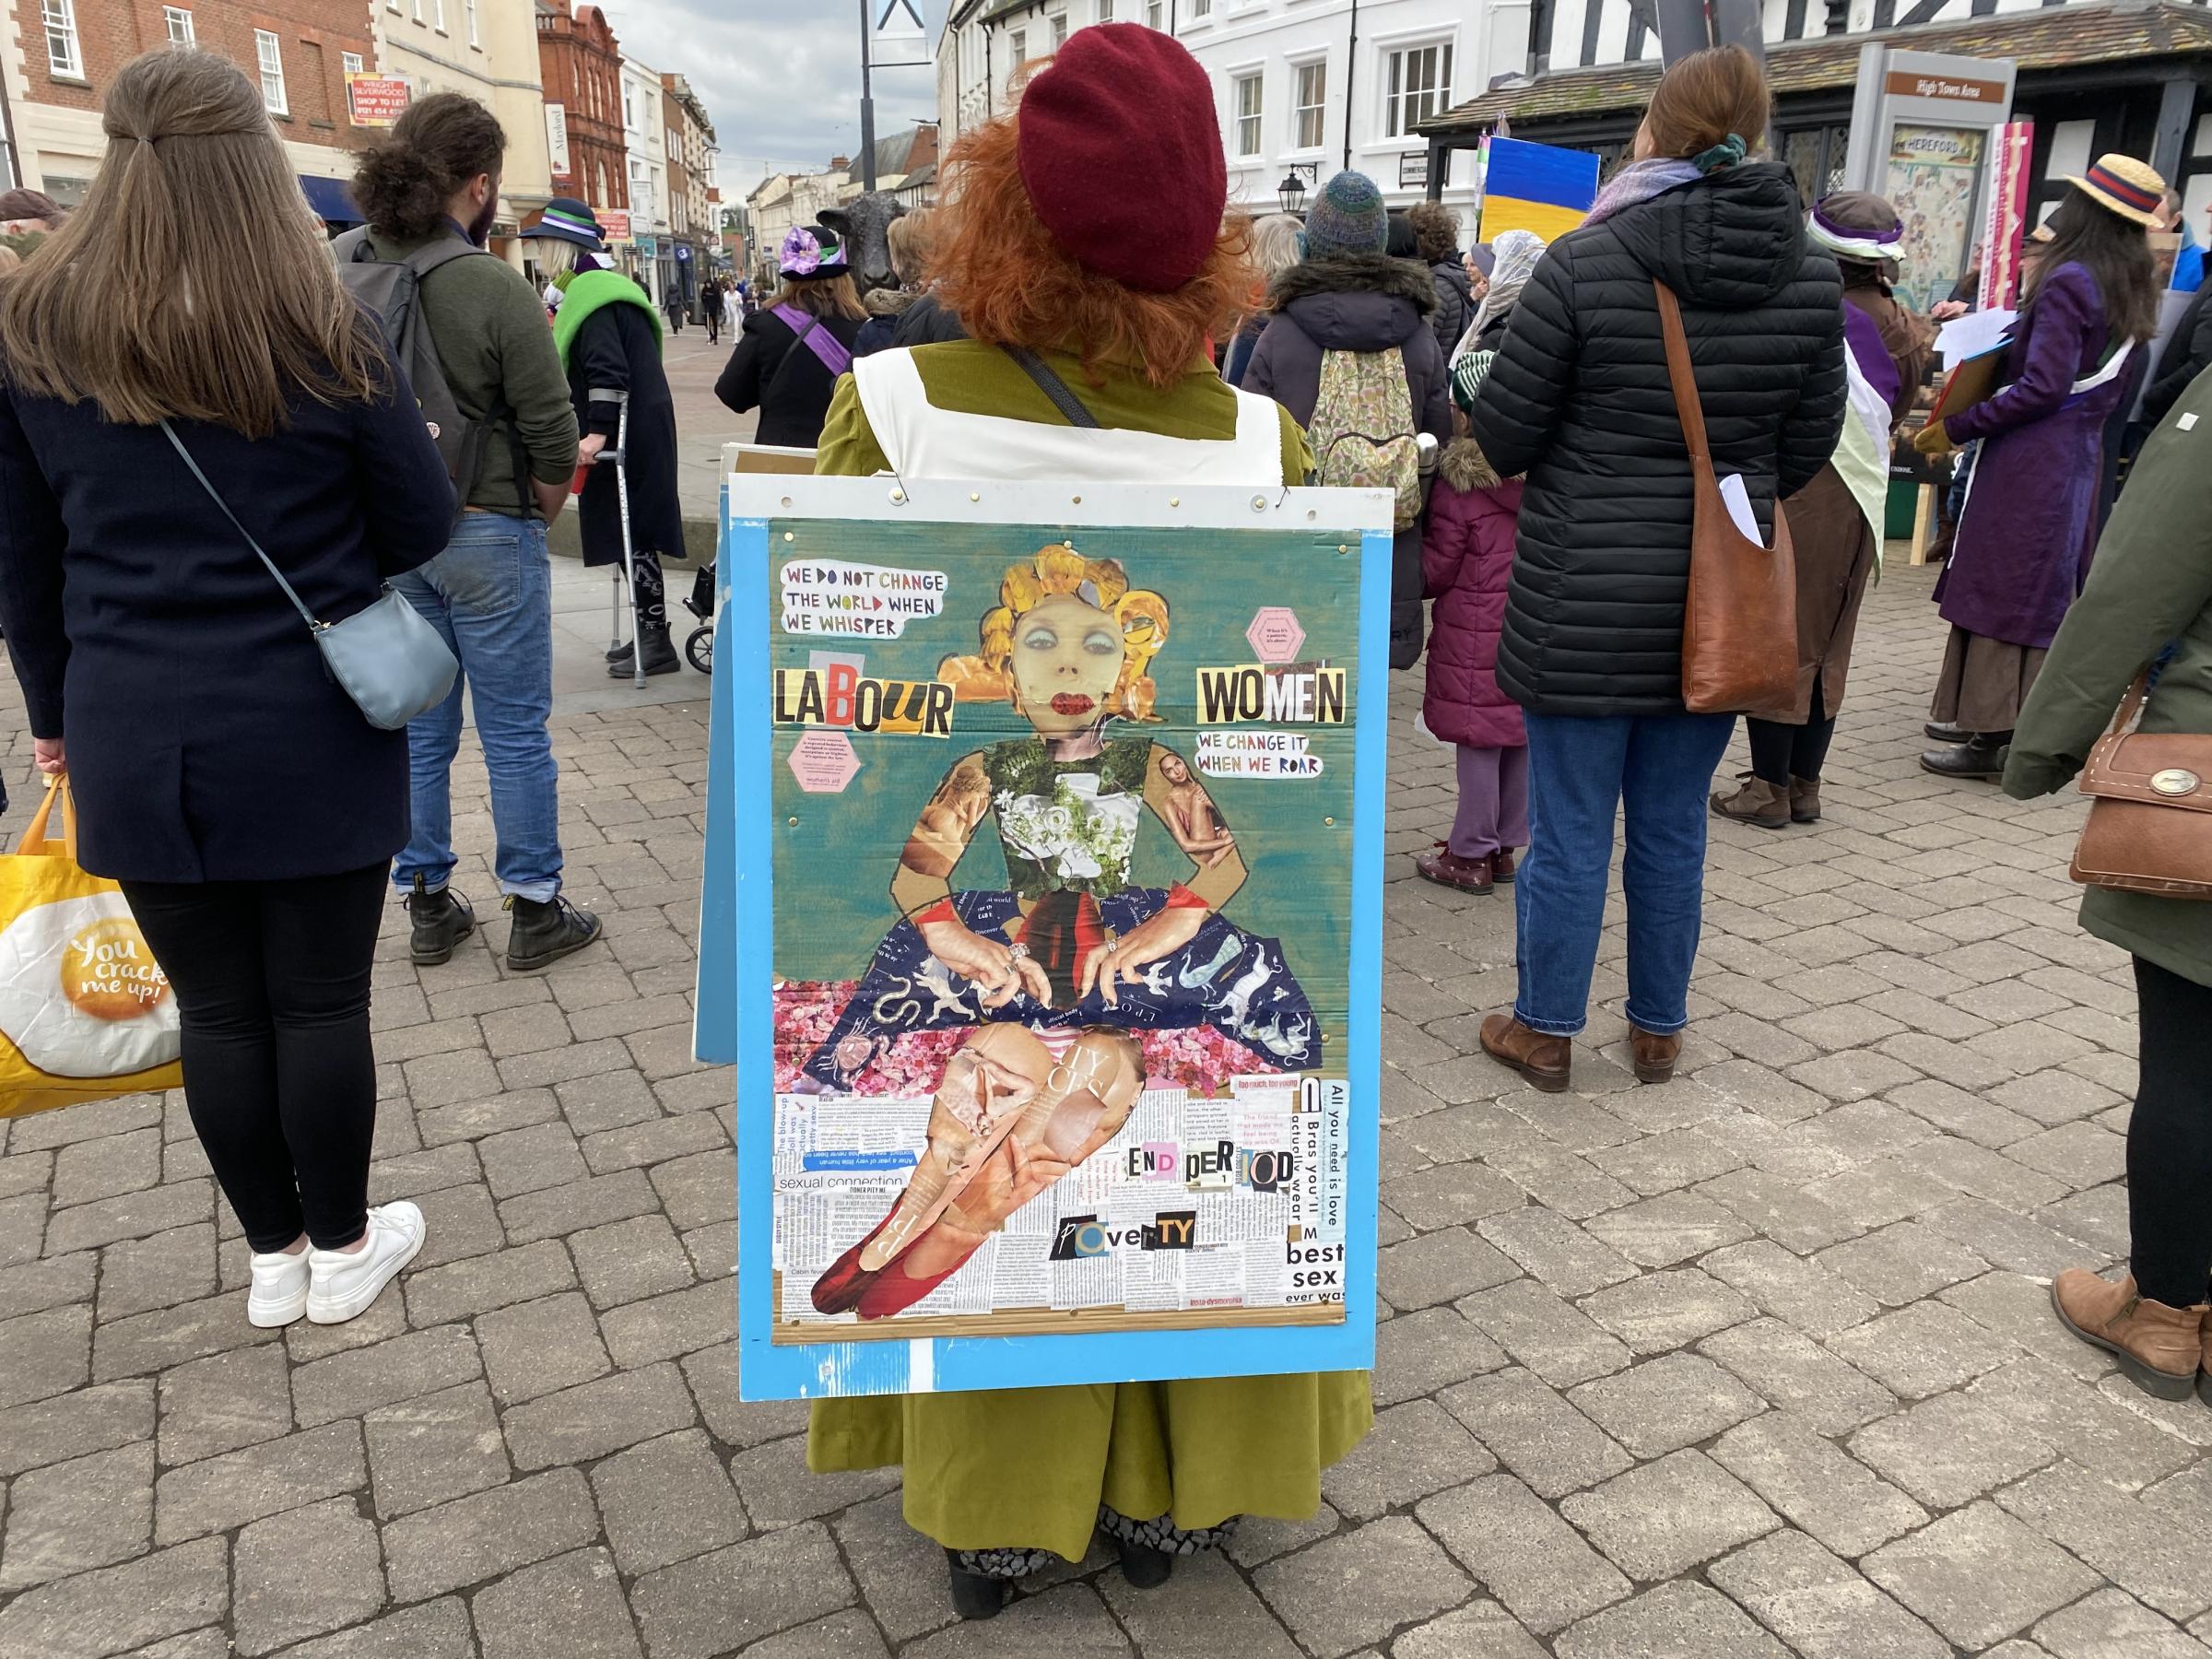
{"left": 618, "top": 53, "right": 667, "bottom": 302}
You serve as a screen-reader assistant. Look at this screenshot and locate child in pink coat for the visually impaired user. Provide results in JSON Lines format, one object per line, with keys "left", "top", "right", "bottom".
{"left": 1417, "top": 357, "right": 1527, "bottom": 895}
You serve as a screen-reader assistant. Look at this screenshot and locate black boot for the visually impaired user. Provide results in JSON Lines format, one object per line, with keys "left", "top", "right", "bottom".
{"left": 1924, "top": 720, "right": 1970, "bottom": 743}
{"left": 1920, "top": 732, "right": 2010, "bottom": 781}
{"left": 504, "top": 894, "right": 602, "bottom": 971}
{"left": 1115, "top": 1538, "right": 1175, "bottom": 1589}
{"left": 944, "top": 1550, "right": 1006, "bottom": 1621}
{"left": 406, "top": 876, "right": 475, "bottom": 966}
{"left": 606, "top": 627, "right": 682, "bottom": 677}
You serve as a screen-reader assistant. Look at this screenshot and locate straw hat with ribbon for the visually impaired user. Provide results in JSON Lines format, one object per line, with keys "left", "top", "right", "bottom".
{"left": 2064, "top": 155, "right": 2167, "bottom": 229}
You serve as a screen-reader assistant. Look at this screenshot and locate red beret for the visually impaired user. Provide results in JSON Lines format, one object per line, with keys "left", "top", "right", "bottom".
{"left": 1016, "top": 24, "right": 1227, "bottom": 294}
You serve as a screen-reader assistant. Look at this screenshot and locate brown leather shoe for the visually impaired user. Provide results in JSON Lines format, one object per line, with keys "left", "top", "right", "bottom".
{"left": 1415, "top": 845, "right": 1492, "bottom": 894}
{"left": 1479, "top": 1014, "right": 1571, "bottom": 1093}
{"left": 2052, "top": 1269, "right": 2206, "bottom": 1401}
{"left": 1629, "top": 1026, "right": 1682, "bottom": 1085}
{"left": 1490, "top": 848, "right": 1517, "bottom": 884}
{"left": 1710, "top": 774, "right": 1790, "bottom": 830}
{"left": 1789, "top": 776, "right": 1820, "bottom": 824}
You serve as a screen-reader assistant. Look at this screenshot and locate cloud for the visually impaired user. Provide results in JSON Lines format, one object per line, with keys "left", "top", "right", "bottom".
{"left": 595, "top": 0, "right": 947, "bottom": 196}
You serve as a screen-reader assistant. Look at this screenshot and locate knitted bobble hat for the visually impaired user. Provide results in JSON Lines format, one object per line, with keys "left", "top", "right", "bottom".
{"left": 1303, "top": 171, "right": 1388, "bottom": 260}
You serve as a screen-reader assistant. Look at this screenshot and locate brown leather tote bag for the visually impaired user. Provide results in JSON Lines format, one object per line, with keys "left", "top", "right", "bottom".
{"left": 2069, "top": 672, "right": 2212, "bottom": 898}
{"left": 1654, "top": 280, "right": 1800, "bottom": 713}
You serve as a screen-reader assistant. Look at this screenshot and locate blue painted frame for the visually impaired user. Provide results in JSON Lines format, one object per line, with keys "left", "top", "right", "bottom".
{"left": 698, "top": 480, "right": 1392, "bottom": 1400}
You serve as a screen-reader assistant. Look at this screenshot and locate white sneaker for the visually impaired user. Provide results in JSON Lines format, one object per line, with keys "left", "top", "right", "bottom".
{"left": 247, "top": 1246, "right": 311, "bottom": 1327}
{"left": 306, "top": 1202, "right": 426, "bottom": 1325}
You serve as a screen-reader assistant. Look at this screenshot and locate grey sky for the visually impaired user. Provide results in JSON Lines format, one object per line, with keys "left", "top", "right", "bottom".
{"left": 595, "top": 0, "right": 948, "bottom": 197}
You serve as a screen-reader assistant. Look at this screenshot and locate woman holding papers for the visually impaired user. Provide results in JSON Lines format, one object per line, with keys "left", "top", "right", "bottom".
{"left": 1913, "top": 156, "right": 2164, "bottom": 780}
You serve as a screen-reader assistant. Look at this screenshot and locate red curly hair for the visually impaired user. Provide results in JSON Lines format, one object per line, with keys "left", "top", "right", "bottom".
{"left": 931, "top": 113, "right": 1254, "bottom": 390}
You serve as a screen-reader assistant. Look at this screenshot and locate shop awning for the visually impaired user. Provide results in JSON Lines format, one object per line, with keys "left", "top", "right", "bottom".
{"left": 299, "top": 173, "right": 363, "bottom": 226}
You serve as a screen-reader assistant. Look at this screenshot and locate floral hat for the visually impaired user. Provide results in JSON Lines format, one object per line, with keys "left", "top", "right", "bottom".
{"left": 779, "top": 223, "right": 848, "bottom": 279}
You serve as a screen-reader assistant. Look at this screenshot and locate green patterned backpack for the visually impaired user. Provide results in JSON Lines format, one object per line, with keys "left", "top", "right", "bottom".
{"left": 1308, "top": 346, "right": 1423, "bottom": 529}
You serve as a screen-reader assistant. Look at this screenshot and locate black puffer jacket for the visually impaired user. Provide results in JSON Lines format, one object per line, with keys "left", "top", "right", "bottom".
{"left": 1430, "top": 258, "right": 1475, "bottom": 359}
{"left": 1468, "top": 162, "right": 1846, "bottom": 715}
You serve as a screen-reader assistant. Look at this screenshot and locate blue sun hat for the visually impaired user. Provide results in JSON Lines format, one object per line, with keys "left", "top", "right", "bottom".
{"left": 528, "top": 197, "right": 605, "bottom": 252}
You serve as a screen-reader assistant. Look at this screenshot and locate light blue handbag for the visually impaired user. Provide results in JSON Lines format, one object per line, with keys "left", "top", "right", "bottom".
{"left": 161, "top": 420, "right": 458, "bottom": 731}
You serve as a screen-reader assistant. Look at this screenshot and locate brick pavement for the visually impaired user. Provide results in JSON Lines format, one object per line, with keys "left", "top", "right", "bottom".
{"left": 2, "top": 545, "right": 2208, "bottom": 1656}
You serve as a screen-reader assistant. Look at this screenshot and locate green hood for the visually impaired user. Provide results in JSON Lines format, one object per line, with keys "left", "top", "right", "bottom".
{"left": 550, "top": 267, "right": 660, "bottom": 365}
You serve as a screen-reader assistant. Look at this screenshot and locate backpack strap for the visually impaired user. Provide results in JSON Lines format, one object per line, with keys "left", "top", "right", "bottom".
{"left": 1006, "top": 347, "right": 1101, "bottom": 429}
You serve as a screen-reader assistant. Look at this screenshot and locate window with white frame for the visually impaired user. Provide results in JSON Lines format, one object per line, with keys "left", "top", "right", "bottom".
{"left": 409, "top": 0, "right": 421, "bottom": 21}
{"left": 465, "top": 0, "right": 477, "bottom": 45}
{"left": 1233, "top": 71, "right": 1262, "bottom": 158}
{"left": 341, "top": 49, "right": 363, "bottom": 76}
{"left": 1383, "top": 41, "right": 1452, "bottom": 139}
{"left": 255, "top": 29, "right": 288, "bottom": 113}
{"left": 1294, "top": 59, "right": 1325, "bottom": 149}
{"left": 1009, "top": 28, "right": 1027, "bottom": 63}
{"left": 41, "top": 0, "right": 80, "bottom": 76}
{"left": 162, "top": 6, "right": 193, "bottom": 45}
{"left": 1147, "top": 0, "right": 1163, "bottom": 25}
{"left": 622, "top": 78, "right": 637, "bottom": 132}
{"left": 431, "top": 0, "right": 445, "bottom": 30}
{"left": 1050, "top": 10, "right": 1068, "bottom": 48}
{"left": 1098, "top": 0, "right": 1114, "bottom": 18}
{"left": 1189, "top": 0, "right": 1210, "bottom": 16}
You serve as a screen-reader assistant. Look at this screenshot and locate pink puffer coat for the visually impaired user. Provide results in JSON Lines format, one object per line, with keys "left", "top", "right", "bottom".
{"left": 1421, "top": 437, "right": 1526, "bottom": 749}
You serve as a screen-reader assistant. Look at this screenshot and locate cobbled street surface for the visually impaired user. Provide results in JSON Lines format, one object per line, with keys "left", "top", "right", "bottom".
{"left": 1, "top": 335, "right": 2206, "bottom": 1657}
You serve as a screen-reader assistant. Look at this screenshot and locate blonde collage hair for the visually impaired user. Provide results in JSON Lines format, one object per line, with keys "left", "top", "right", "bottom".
{"left": 938, "top": 547, "right": 1171, "bottom": 723}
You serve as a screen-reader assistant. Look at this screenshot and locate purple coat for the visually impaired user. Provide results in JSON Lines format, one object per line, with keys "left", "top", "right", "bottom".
{"left": 1937, "top": 263, "right": 2129, "bottom": 650}
{"left": 1420, "top": 440, "right": 1526, "bottom": 749}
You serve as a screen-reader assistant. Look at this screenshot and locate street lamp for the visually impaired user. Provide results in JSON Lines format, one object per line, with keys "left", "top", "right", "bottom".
{"left": 1277, "top": 171, "right": 1307, "bottom": 216}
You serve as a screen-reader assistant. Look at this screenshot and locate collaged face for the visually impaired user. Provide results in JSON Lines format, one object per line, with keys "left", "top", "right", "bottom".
{"left": 1010, "top": 594, "right": 1124, "bottom": 735}
{"left": 1159, "top": 753, "right": 1191, "bottom": 786}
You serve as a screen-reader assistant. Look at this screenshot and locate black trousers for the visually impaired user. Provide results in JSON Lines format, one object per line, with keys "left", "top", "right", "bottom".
{"left": 1745, "top": 679, "right": 1836, "bottom": 789}
{"left": 121, "top": 865, "right": 388, "bottom": 1253}
{"left": 2127, "top": 955, "right": 2212, "bottom": 1308}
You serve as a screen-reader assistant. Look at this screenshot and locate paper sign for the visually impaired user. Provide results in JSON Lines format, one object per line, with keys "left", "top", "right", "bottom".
{"left": 345, "top": 75, "right": 411, "bottom": 127}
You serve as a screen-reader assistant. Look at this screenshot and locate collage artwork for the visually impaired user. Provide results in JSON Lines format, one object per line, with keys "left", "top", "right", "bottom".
{"left": 758, "top": 505, "right": 1368, "bottom": 1367}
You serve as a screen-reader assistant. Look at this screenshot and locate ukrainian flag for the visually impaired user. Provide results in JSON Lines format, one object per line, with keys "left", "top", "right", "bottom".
{"left": 1478, "top": 137, "right": 1601, "bottom": 244}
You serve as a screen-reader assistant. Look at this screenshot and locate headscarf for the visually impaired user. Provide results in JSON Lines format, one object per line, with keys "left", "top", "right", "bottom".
{"left": 1453, "top": 229, "right": 1545, "bottom": 365}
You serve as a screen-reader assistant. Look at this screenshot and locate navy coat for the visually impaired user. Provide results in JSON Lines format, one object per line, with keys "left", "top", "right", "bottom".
{"left": 567, "top": 296, "right": 687, "bottom": 566}
{"left": 0, "top": 348, "right": 454, "bottom": 882}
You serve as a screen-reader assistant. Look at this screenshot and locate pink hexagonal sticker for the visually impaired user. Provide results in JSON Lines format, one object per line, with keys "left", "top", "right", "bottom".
{"left": 788, "top": 730, "right": 861, "bottom": 794}
{"left": 1246, "top": 606, "right": 1306, "bottom": 664}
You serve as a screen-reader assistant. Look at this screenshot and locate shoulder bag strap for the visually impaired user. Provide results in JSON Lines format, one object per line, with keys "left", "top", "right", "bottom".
{"left": 1653, "top": 280, "right": 1714, "bottom": 473}
{"left": 1006, "top": 347, "right": 1102, "bottom": 429}
{"left": 159, "top": 419, "right": 325, "bottom": 632}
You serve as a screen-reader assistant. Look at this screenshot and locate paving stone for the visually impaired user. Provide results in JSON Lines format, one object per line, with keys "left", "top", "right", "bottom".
{"left": 1485, "top": 1148, "right": 1639, "bottom": 1220}
{"left": 728, "top": 1610, "right": 892, "bottom": 1659}
{"left": 680, "top": 1343, "right": 812, "bottom": 1450}
{"left": 0, "top": 1381, "right": 151, "bottom": 1483}
{"left": 1458, "top": 1278, "right": 1631, "bottom": 1388}
{"left": 403, "top": 1240, "right": 576, "bottom": 1326}
{"left": 1577, "top": 1267, "right": 1757, "bottom": 1355}
{"left": 1863, "top": 1501, "right": 2102, "bottom": 1649}
{"left": 1376, "top": 1226, "right": 1520, "bottom": 1309}
{"left": 1827, "top": 1298, "right": 2018, "bottom": 1400}
{"left": 499, "top": 1169, "right": 660, "bottom": 1245}
{"left": 1920, "top": 1196, "right": 2104, "bottom": 1277}
{"left": 1392, "top": 1600, "right": 1548, "bottom": 1659}
{"left": 414, "top": 1085, "right": 562, "bottom": 1150}
{"left": 231, "top": 1496, "right": 384, "bottom": 1657}
{"left": 43, "top": 1180, "right": 211, "bottom": 1256}
{"left": 591, "top": 1428, "right": 746, "bottom": 1575}
{"left": 477, "top": 1292, "right": 611, "bottom": 1406}
{"left": 382, "top": 1466, "right": 602, "bottom": 1602}
{"left": 153, "top": 1421, "right": 365, "bottom": 1545}
{"left": 1414, "top": 1475, "right": 1630, "bottom": 1635}
{"left": 1561, "top": 1448, "right": 1780, "bottom": 1578}
{"left": 1554, "top": 1581, "right": 1791, "bottom": 1659}
{"left": 1941, "top": 1272, "right": 2120, "bottom": 1382}
{"left": 829, "top": 1492, "right": 964, "bottom": 1644}
{"left": 729, "top": 1423, "right": 899, "bottom": 1528}
{"left": 471, "top": 1547, "right": 642, "bottom": 1659}
{"left": 1584, "top": 1190, "right": 1754, "bottom": 1267}
{"left": 282, "top": 1295, "right": 407, "bottom": 1365}
{"left": 93, "top": 1293, "right": 280, "bottom": 1382}
{"left": 1569, "top": 1351, "right": 1766, "bottom": 1458}
{"left": 579, "top": 1112, "right": 726, "bottom": 1175}
{"left": 1380, "top": 1162, "right": 1527, "bottom": 1230}
{"left": 1969, "top": 1358, "right": 2197, "bottom": 1490}
{"left": 1998, "top": 1460, "right": 2212, "bottom": 1620}
{"left": 630, "top": 1521, "right": 856, "bottom": 1659}
{"left": 1098, "top": 1549, "right": 1301, "bottom": 1659}
{"left": 1817, "top": 1221, "right": 1990, "bottom": 1308}
{"left": 0, "top": 1536, "right": 227, "bottom": 1659}
{"left": 570, "top": 1213, "right": 697, "bottom": 1310}
{"left": 647, "top": 1148, "right": 737, "bottom": 1230}
{"left": 151, "top": 1344, "right": 288, "bottom": 1467}
{"left": 1703, "top": 1240, "right": 1880, "bottom": 1338}
{"left": 0, "top": 1303, "right": 90, "bottom": 1408}
{"left": 263, "top": 1597, "right": 475, "bottom": 1659}
{"left": 1849, "top": 1393, "right": 2057, "bottom": 1510}
{"left": 1697, "top": 1317, "right": 1897, "bottom": 1435}
{"left": 1440, "top": 1366, "right": 1632, "bottom": 1499}
{"left": 1222, "top": 1501, "right": 1343, "bottom": 1569}
{"left": 1319, "top": 1397, "right": 1494, "bottom": 1521}
{"left": 1711, "top": 1413, "right": 1925, "bottom": 1558}
{"left": 0, "top": 1192, "right": 44, "bottom": 1269}
{"left": 97, "top": 1225, "right": 217, "bottom": 1322}
{"left": 292, "top": 1324, "right": 483, "bottom": 1425}
{"left": 2008, "top": 1122, "right": 2127, "bottom": 1190}
{"left": 1696, "top": 1168, "right": 1864, "bottom": 1254}
{"left": 1372, "top": 1304, "right": 1510, "bottom": 1404}
{"left": 2032, "top": 1587, "right": 2212, "bottom": 1659}
{"left": 363, "top": 1379, "right": 509, "bottom": 1520}
{"left": 409, "top": 1182, "right": 507, "bottom": 1271}
{"left": 0, "top": 1441, "right": 154, "bottom": 1590}
{"left": 503, "top": 1359, "right": 697, "bottom": 1469}
{"left": 1249, "top": 1514, "right": 1467, "bottom": 1658}
{"left": 1707, "top": 1529, "right": 1950, "bottom": 1659}
{"left": 0, "top": 1252, "right": 94, "bottom": 1324}
{"left": 599, "top": 1279, "right": 733, "bottom": 1367}
{"left": 1476, "top": 1206, "right": 1639, "bottom": 1298}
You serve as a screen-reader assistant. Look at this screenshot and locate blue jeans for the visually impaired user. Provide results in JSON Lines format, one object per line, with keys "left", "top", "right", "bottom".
{"left": 1514, "top": 711, "right": 1735, "bottom": 1039}
{"left": 392, "top": 512, "right": 563, "bottom": 903}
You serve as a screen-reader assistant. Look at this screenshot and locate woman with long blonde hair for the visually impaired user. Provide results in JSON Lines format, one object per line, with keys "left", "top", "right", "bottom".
{"left": 0, "top": 49, "right": 454, "bottom": 1328}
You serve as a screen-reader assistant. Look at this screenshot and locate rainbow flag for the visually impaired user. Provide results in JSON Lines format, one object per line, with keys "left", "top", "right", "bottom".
{"left": 1478, "top": 137, "right": 1601, "bottom": 244}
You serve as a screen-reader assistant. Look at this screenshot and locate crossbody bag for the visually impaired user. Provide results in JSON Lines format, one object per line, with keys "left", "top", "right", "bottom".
{"left": 2069, "top": 671, "right": 2212, "bottom": 899}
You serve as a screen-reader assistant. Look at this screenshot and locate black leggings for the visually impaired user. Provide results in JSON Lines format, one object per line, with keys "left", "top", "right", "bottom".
{"left": 2127, "top": 956, "right": 2212, "bottom": 1307}
{"left": 1746, "top": 679, "right": 1836, "bottom": 789}
{"left": 121, "top": 865, "right": 388, "bottom": 1253}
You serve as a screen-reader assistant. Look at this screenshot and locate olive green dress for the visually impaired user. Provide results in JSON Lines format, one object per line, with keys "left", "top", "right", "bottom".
{"left": 804, "top": 340, "right": 1373, "bottom": 1562}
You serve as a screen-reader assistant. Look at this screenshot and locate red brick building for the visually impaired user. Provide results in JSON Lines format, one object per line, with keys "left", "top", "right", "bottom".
{"left": 3, "top": 0, "right": 377, "bottom": 208}
{"left": 533, "top": 0, "right": 623, "bottom": 216}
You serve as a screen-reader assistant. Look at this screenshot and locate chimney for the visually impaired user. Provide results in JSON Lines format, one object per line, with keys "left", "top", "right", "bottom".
{"left": 830, "top": 156, "right": 850, "bottom": 171}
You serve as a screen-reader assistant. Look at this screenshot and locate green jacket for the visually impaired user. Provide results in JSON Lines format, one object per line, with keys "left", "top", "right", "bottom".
{"left": 549, "top": 267, "right": 660, "bottom": 366}
{"left": 359, "top": 229, "right": 578, "bottom": 519}
{"left": 2004, "top": 372, "right": 2212, "bottom": 989}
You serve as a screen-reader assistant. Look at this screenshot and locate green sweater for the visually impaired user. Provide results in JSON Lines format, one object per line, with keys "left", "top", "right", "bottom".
{"left": 361, "top": 230, "right": 579, "bottom": 519}
{"left": 2006, "top": 385, "right": 2212, "bottom": 989}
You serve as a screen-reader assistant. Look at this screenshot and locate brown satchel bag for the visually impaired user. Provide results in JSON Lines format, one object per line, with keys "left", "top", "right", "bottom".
{"left": 2069, "top": 672, "right": 2212, "bottom": 898}
{"left": 1653, "top": 280, "right": 1799, "bottom": 713}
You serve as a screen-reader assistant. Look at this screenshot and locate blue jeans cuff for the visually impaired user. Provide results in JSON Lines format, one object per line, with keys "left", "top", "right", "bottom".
{"left": 501, "top": 881, "right": 559, "bottom": 904}
{"left": 1622, "top": 1008, "right": 1689, "bottom": 1037}
{"left": 1511, "top": 1006, "right": 1585, "bottom": 1039}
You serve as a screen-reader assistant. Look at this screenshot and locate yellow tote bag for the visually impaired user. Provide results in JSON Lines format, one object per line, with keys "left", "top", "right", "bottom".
{"left": 0, "top": 778, "right": 182, "bottom": 1118}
